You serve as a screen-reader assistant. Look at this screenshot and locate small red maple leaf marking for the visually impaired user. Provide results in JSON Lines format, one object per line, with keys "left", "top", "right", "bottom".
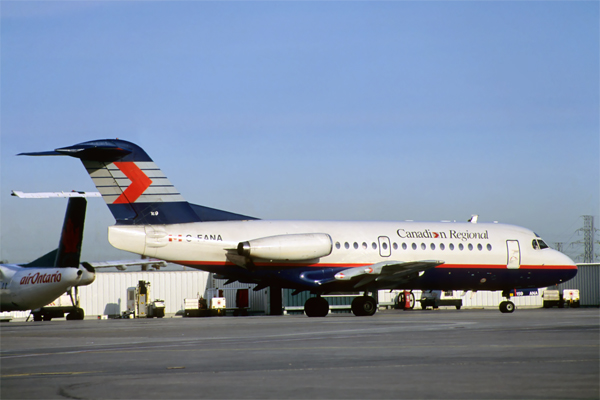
{"left": 62, "top": 218, "right": 81, "bottom": 253}
{"left": 113, "top": 162, "right": 153, "bottom": 204}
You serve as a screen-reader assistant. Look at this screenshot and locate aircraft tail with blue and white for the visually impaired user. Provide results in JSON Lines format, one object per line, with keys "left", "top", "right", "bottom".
{"left": 21, "top": 139, "right": 255, "bottom": 225}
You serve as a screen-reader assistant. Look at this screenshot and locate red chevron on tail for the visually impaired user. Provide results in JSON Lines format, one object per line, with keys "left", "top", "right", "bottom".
{"left": 113, "top": 162, "right": 152, "bottom": 204}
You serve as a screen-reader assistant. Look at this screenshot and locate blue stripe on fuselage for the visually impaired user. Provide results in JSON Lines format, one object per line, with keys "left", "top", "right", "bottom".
{"left": 179, "top": 263, "right": 577, "bottom": 292}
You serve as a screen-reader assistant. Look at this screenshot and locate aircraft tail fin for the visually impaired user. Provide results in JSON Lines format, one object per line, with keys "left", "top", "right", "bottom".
{"left": 23, "top": 198, "right": 87, "bottom": 268}
{"left": 21, "top": 139, "right": 255, "bottom": 225}
{"left": 54, "top": 197, "right": 87, "bottom": 268}
{"left": 21, "top": 139, "right": 203, "bottom": 225}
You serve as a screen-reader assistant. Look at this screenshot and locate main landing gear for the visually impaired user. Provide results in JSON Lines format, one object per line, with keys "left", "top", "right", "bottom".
{"left": 303, "top": 292, "right": 378, "bottom": 317}
{"left": 304, "top": 296, "right": 329, "bottom": 317}
{"left": 499, "top": 290, "right": 515, "bottom": 313}
{"left": 351, "top": 291, "right": 377, "bottom": 317}
{"left": 351, "top": 293, "right": 377, "bottom": 317}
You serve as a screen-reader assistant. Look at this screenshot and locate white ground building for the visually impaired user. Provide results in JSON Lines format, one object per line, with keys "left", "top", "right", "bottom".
{"left": 2, "top": 269, "right": 569, "bottom": 320}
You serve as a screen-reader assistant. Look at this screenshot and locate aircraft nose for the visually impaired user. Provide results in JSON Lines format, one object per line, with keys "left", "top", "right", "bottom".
{"left": 559, "top": 251, "right": 577, "bottom": 268}
{"left": 553, "top": 250, "right": 578, "bottom": 282}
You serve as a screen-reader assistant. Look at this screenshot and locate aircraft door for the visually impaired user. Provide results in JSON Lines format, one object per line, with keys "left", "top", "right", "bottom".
{"left": 378, "top": 236, "right": 391, "bottom": 257}
{"left": 506, "top": 240, "right": 520, "bottom": 269}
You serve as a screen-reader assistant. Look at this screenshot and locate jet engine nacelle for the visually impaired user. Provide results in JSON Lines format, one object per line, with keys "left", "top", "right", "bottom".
{"left": 237, "top": 233, "right": 332, "bottom": 261}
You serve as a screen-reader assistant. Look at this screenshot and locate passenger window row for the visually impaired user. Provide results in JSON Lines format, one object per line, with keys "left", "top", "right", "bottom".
{"left": 334, "top": 241, "right": 493, "bottom": 252}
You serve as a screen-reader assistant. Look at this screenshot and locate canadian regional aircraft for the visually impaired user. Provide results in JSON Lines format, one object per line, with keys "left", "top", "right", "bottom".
{"left": 0, "top": 197, "right": 96, "bottom": 318}
{"left": 21, "top": 139, "right": 578, "bottom": 317}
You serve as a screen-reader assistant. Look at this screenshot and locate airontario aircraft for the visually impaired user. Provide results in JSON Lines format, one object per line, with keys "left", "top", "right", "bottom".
{"left": 21, "top": 139, "right": 577, "bottom": 317}
{"left": 0, "top": 197, "right": 95, "bottom": 318}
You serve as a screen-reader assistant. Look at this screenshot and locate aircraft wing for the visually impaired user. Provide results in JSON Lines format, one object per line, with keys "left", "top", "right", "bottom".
{"left": 11, "top": 190, "right": 101, "bottom": 198}
{"left": 333, "top": 260, "right": 445, "bottom": 289}
{"left": 82, "top": 259, "right": 167, "bottom": 271}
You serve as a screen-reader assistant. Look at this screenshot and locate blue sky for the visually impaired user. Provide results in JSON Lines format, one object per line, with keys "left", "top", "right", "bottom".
{"left": 1, "top": 1, "right": 598, "bottom": 264}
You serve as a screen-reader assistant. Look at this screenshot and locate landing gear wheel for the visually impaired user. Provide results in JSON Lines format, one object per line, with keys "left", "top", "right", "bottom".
{"left": 499, "top": 301, "right": 515, "bottom": 313}
{"left": 67, "top": 308, "right": 85, "bottom": 320}
{"left": 504, "top": 301, "right": 515, "bottom": 313}
{"left": 304, "top": 297, "right": 329, "bottom": 317}
{"left": 351, "top": 296, "right": 377, "bottom": 316}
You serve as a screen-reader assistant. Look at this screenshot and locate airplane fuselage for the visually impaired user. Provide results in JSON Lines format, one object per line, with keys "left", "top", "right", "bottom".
{"left": 0, "top": 264, "right": 95, "bottom": 312}
{"left": 108, "top": 220, "right": 577, "bottom": 292}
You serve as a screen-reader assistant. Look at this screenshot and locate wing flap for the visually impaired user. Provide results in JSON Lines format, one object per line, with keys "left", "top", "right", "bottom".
{"left": 86, "top": 259, "right": 167, "bottom": 271}
{"left": 334, "top": 260, "right": 445, "bottom": 288}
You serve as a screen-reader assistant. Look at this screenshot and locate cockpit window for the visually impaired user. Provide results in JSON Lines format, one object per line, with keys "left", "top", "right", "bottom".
{"left": 532, "top": 239, "right": 549, "bottom": 250}
{"left": 532, "top": 239, "right": 539, "bottom": 250}
{"left": 538, "top": 239, "right": 549, "bottom": 249}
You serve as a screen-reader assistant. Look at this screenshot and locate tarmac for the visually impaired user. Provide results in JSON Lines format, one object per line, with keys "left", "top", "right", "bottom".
{"left": 1, "top": 308, "right": 598, "bottom": 399}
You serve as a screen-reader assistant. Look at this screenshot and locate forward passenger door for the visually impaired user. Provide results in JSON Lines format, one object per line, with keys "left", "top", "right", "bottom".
{"left": 506, "top": 240, "right": 521, "bottom": 269}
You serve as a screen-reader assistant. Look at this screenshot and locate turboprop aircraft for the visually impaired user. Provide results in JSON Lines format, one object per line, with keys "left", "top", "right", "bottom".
{"left": 21, "top": 139, "right": 578, "bottom": 317}
{"left": 0, "top": 197, "right": 96, "bottom": 317}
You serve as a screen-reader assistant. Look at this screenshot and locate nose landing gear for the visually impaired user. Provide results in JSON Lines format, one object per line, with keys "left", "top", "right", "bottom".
{"left": 499, "top": 300, "right": 515, "bottom": 313}
{"left": 500, "top": 290, "right": 515, "bottom": 313}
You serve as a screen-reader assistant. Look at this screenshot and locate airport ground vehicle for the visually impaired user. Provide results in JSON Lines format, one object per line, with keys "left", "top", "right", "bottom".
{"left": 420, "top": 290, "right": 463, "bottom": 310}
{"left": 543, "top": 289, "right": 580, "bottom": 308}
{"left": 31, "top": 291, "right": 85, "bottom": 321}
{"left": 125, "top": 280, "right": 165, "bottom": 318}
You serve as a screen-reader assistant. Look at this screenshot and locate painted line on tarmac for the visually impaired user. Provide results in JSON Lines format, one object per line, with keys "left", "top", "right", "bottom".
{"left": 2, "top": 371, "right": 101, "bottom": 378}
{"left": 3, "top": 342, "right": 598, "bottom": 361}
{"left": 0, "top": 322, "right": 474, "bottom": 359}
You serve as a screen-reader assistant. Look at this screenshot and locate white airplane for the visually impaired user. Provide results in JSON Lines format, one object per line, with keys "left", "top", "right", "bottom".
{"left": 21, "top": 139, "right": 578, "bottom": 316}
{"left": 0, "top": 197, "right": 96, "bottom": 317}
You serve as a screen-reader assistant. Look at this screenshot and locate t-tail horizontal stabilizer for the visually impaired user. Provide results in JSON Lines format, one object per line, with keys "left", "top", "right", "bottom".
{"left": 20, "top": 139, "right": 256, "bottom": 224}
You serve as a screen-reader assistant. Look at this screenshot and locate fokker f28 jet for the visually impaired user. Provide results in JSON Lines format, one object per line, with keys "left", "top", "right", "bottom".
{"left": 21, "top": 139, "right": 577, "bottom": 317}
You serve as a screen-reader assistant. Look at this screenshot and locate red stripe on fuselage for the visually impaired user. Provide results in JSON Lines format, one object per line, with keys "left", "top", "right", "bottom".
{"left": 175, "top": 260, "right": 576, "bottom": 270}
